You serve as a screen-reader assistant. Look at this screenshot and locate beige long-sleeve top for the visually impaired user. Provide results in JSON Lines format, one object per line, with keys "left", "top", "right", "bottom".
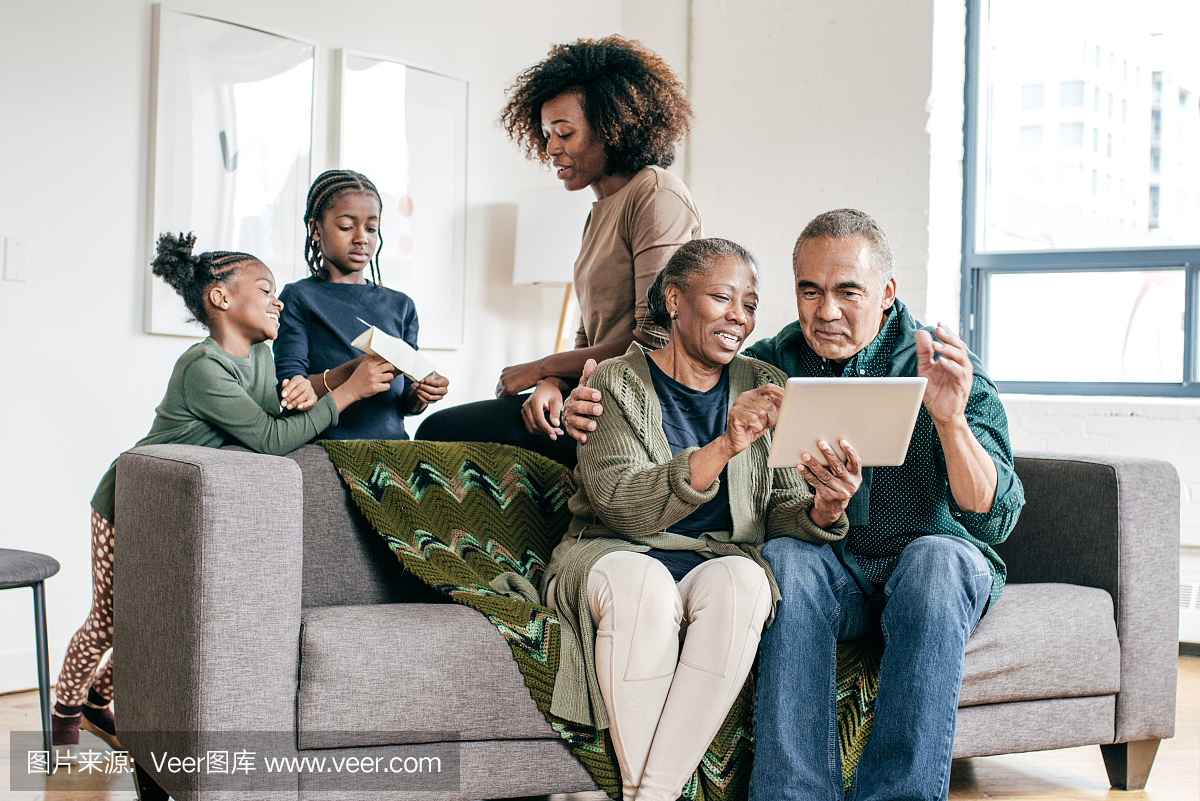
{"left": 573, "top": 166, "right": 702, "bottom": 351}
{"left": 541, "top": 345, "right": 848, "bottom": 728}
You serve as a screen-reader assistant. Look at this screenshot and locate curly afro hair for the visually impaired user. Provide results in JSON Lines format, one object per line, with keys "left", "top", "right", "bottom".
{"left": 500, "top": 35, "right": 692, "bottom": 176}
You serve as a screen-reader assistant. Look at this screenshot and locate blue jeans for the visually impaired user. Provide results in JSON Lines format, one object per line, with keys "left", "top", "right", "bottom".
{"left": 749, "top": 535, "right": 992, "bottom": 801}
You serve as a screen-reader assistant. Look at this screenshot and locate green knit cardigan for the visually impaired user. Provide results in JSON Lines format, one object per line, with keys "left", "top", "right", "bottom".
{"left": 543, "top": 345, "right": 849, "bottom": 729}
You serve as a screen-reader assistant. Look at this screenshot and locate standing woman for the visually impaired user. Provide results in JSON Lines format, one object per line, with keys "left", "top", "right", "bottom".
{"left": 416, "top": 36, "right": 700, "bottom": 466}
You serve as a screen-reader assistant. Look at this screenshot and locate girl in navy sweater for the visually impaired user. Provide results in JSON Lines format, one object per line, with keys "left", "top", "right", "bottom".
{"left": 274, "top": 170, "right": 449, "bottom": 439}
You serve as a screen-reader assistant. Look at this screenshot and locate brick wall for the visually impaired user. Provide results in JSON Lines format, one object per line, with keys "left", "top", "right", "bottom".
{"left": 1004, "top": 395, "right": 1200, "bottom": 549}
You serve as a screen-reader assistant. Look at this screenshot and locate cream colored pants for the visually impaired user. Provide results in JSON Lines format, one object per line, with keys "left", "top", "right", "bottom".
{"left": 587, "top": 551, "right": 771, "bottom": 801}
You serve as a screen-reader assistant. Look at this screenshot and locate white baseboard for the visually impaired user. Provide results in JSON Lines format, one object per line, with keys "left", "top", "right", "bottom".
{"left": 0, "top": 646, "right": 66, "bottom": 695}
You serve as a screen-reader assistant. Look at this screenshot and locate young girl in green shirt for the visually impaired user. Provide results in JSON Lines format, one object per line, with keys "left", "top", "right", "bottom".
{"left": 51, "top": 233, "right": 394, "bottom": 762}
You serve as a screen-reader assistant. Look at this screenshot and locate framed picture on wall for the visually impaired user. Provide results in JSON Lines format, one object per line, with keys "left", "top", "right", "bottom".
{"left": 146, "top": 5, "right": 315, "bottom": 336}
{"left": 337, "top": 50, "right": 468, "bottom": 350}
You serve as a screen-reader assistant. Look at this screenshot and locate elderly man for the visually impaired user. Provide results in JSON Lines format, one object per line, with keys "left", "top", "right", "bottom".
{"left": 564, "top": 209, "right": 1025, "bottom": 800}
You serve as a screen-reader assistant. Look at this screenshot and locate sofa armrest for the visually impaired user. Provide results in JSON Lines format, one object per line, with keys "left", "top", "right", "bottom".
{"left": 113, "top": 444, "right": 304, "bottom": 794}
{"left": 1004, "top": 451, "right": 1178, "bottom": 743}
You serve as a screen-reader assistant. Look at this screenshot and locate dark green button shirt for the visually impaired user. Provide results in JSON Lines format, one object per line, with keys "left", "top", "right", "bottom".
{"left": 743, "top": 299, "right": 1024, "bottom": 607}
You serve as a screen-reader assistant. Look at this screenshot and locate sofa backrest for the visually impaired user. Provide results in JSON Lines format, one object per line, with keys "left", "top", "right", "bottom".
{"left": 1001, "top": 454, "right": 1119, "bottom": 596}
{"left": 282, "top": 444, "right": 446, "bottom": 608}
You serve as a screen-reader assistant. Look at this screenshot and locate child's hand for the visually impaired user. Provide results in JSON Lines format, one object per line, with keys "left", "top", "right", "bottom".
{"left": 333, "top": 355, "right": 396, "bottom": 409}
{"left": 413, "top": 372, "right": 449, "bottom": 405}
{"left": 280, "top": 375, "right": 317, "bottom": 411}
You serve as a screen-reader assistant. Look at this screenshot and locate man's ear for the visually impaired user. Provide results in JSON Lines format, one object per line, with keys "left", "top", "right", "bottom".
{"left": 881, "top": 277, "right": 897, "bottom": 311}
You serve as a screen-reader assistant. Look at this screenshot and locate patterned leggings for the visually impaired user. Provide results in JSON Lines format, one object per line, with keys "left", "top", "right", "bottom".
{"left": 54, "top": 511, "right": 115, "bottom": 709}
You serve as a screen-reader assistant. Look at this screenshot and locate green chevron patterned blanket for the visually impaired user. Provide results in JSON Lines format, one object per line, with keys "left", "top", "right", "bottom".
{"left": 320, "top": 440, "right": 880, "bottom": 798}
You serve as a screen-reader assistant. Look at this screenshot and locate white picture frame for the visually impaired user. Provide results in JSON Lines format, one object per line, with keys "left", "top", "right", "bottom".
{"left": 336, "top": 50, "right": 468, "bottom": 350}
{"left": 146, "top": 4, "right": 315, "bottom": 336}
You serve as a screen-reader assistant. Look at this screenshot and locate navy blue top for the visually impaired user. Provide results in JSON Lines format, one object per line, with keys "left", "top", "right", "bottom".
{"left": 274, "top": 277, "right": 418, "bottom": 441}
{"left": 644, "top": 356, "right": 732, "bottom": 581}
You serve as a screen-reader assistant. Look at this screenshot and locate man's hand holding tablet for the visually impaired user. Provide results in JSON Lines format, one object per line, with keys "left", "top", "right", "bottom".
{"left": 798, "top": 438, "right": 863, "bottom": 528}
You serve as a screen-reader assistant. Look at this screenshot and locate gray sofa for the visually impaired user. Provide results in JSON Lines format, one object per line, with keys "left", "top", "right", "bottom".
{"left": 113, "top": 444, "right": 1179, "bottom": 800}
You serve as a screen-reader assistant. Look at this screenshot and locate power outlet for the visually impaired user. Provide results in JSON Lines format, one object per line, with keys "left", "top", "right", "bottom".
{"left": 4, "top": 237, "right": 28, "bottom": 282}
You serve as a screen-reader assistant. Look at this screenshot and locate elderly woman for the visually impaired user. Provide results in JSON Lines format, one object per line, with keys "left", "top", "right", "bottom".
{"left": 543, "top": 238, "right": 850, "bottom": 801}
{"left": 417, "top": 35, "right": 701, "bottom": 467}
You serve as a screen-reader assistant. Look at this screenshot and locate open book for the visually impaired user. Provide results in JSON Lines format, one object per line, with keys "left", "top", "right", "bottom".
{"left": 350, "top": 318, "right": 437, "bottom": 382}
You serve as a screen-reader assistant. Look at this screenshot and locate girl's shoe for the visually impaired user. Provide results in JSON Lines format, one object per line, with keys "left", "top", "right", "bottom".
{"left": 81, "top": 706, "right": 122, "bottom": 751}
{"left": 51, "top": 710, "right": 80, "bottom": 767}
{"left": 81, "top": 688, "right": 122, "bottom": 751}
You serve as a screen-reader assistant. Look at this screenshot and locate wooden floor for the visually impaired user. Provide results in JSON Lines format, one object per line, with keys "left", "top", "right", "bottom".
{"left": 2, "top": 657, "right": 1195, "bottom": 800}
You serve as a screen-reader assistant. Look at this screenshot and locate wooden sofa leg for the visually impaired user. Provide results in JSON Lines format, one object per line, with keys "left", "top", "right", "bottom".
{"left": 1100, "top": 740, "right": 1161, "bottom": 790}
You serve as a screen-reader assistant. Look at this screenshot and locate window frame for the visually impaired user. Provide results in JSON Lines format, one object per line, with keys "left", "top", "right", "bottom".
{"left": 960, "top": 0, "right": 1200, "bottom": 397}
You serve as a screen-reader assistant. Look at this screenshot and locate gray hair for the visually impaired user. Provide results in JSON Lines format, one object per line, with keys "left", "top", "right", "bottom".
{"left": 792, "top": 209, "right": 894, "bottom": 288}
{"left": 647, "top": 238, "right": 757, "bottom": 330}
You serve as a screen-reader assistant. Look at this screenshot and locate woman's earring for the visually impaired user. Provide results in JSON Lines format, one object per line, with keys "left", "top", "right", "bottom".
{"left": 670, "top": 310, "right": 678, "bottom": 320}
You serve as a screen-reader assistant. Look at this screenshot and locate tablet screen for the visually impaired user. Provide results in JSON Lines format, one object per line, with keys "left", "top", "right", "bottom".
{"left": 767, "top": 377, "right": 927, "bottom": 468}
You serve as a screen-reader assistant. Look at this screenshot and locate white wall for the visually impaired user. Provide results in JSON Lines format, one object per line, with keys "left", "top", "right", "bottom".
{"left": 683, "top": 0, "right": 939, "bottom": 338}
{"left": 0, "top": 0, "right": 621, "bottom": 693}
{"left": 1004, "top": 396, "right": 1200, "bottom": 547}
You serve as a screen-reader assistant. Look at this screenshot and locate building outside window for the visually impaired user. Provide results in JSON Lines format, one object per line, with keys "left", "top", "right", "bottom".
{"left": 963, "top": 0, "right": 1200, "bottom": 395}
{"left": 1059, "top": 121, "right": 1084, "bottom": 148}
{"left": 1061, "top": 79, "right": 1084, "bottom": 106}
{"left": 1021, "top": 83, "right": 1045, "bottom": 109}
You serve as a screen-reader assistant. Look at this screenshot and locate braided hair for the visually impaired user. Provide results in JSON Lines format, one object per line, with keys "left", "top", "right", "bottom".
{"left": 151, "top": 232, "right": 256, "bottom": 328}
{"left": 647, "top": 238, "right": 757, "bottom": 330}
{"left": 303, "top": 169, "right": 384, "bottom": 285}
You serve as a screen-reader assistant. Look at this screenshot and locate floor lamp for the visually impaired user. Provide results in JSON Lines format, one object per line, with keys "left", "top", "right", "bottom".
{"left": 512, "top": 187, "right": 595, "bottom": 353}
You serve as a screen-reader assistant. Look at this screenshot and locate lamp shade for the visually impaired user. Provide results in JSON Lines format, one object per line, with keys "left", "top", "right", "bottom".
{"left": 512, "top": 187, "right": 595, "bottom": 285}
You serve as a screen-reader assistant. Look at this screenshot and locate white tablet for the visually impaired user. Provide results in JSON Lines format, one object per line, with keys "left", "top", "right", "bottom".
{"left": 767, "top": 377, "right": 927, "bottom": 468}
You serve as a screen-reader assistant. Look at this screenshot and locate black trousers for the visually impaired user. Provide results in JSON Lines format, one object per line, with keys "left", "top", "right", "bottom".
{"left": 415, "top": 393, "right": 578, "bottom": 469}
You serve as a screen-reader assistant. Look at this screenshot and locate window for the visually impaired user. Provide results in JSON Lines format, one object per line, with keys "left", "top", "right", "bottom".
{"left": 963, "top": 0, "right": 1200, "bottom": 396}
{"left": 1060, "top": 80, "right": 1085, "bottom": 106}
{"left": 1021, "top": 83, "right": 1044, "bottom": 109}
{"left": 1058, "top": 163, "right": 1083, "bottom": 187}
{"left": 1059, "top": 122, "right": 1084, "bottom": 148}
{"left": 1021, "top": 125, "right": 1044, "bottom": 149}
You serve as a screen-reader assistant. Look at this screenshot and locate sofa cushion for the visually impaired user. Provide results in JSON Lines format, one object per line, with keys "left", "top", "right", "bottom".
{"left": 299, "top": 603, "right": 557, "bottom": 750}
{"left": 959, "top": 582, "right": 1120, "bottom": 707}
